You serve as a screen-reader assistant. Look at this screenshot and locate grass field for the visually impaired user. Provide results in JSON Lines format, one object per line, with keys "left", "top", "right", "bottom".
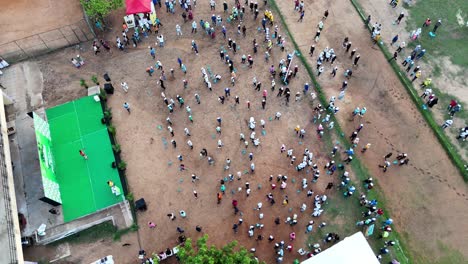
{"left": 47, "top": 96, "right": 124, "bottom": 222}
{"left": 403, "top": 0, "right": 468, "bottom": 172}
{"left": 404, "top": 0, "right": 468, "bottom": 67}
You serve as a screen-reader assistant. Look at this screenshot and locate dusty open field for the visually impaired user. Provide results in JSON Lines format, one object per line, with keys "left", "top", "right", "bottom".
{"left": 24, "top": 2, "right": 341, "bottom": 263}
{"left": 16, "top": 0, "right": 468, "bottom": 263}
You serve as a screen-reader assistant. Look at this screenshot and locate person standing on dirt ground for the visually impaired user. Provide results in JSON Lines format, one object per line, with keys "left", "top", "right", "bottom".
{"left": 187, "top": 140, "right": 193, "bottom": 149}
{"left": 396, "top": 41, "right": 405, "bottom": 53}
{"left": 317, "top": 66, "right": 324, "bottom": 76}
{"left": 361, "top": 143, "right": 371, "bottom": 153}
{"left": 309, "top": 44, "right": 315, "bottom": 56}
{"left": 384, "top": 152, "right": 392, "bottom": 160}
{"left": 149, "top": 46, "right": 156, "bottom": 59}
{"left": 345, "top": 42, "right": 352, "bottom": 52}
{"left": 93, "top": 42, "right": 100, "bottom": 55}
{"left": 391, "top": 34, "right": 398, "bottom": 46}
{"left": 432, "top": 19, "right": 442, "bottom": 33}
{"left": 353, "top": 54, "right": 361, "bottom": 66}
{"left": 331, "top": 66, "right": 338, "bottom": 77}
{"left": 389, "top": 51, "right": 398, "bottom": 62}
{"left": 323, "top": 10, "right": 329, "bottom": 20}
{"left": 123, "top": 102, "right": 131, "bottom": 113}
{"left": 168, "top": 126, "right": 174, "bottom": 137}
{"left": 217, "top": 192, "right": 222, "bottom": 204}
{"left": 395, "top": 12, "right": 405, "bottom": 24}
{"left": 191, "top": 40, "right": 199, "bottom": 55}
{"left": 379, "top": 160, "right": 391, "bottom": 172}
{"left": 192, "top": 20, "right": 198, "bottom": 33}
{"left": 365, "top": 15, "right": 371, "bottom": 27}
{"left": 298, "top": 10, "right": 305, "bottom": 22}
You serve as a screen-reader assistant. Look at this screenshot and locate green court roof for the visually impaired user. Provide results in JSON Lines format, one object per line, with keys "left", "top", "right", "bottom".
{"left": 46, "top": 96, "right": 123, "bottom": 222}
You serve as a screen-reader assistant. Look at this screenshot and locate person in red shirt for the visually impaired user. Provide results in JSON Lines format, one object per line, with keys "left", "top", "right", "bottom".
{"left": 448, "top": 99, "right": 457, "bottom": 111}
{"left": 79, "top": 149, "right": 88, "bottom": 160}
{"left": 423, "top": 18, "right": 431, "bottom": 27}
{"left": 377, "top": 208, "right": 384, "bottom": 216}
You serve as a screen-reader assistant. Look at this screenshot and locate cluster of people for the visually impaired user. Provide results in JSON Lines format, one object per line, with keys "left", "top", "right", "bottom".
{"left": 378, "top": 152, "right": 409, "bottom": 172}
{"left": 72, "top": 0, "right": 421, "bottom": 263}
{"left": 70, "top": 55, "right": 85, "bottom": 68}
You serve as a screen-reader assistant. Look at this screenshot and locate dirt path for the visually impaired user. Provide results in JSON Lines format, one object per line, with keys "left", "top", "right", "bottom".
{"left": 274, "top": 0, "right": 468, "bottom": 262}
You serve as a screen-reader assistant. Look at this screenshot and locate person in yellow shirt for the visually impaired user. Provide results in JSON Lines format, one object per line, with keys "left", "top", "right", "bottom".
{"left": 420, "top": 78, "right": 432, "bottom": 88}
{"left": 373, "top": 34, "right": 381, "bottom": 45}
{"left": 411, "top": 70, "right": 422, "bottom": 82}
{"left": 294, "top": 125, "right": 300, "bottom": 135}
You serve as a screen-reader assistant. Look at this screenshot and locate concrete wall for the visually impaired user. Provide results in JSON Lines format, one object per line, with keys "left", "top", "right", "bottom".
{"left": 0, "top": 20, "right": 95, "bottom": 63}
{"left": 0, "top": 93, "right": 24, "bottom": 264}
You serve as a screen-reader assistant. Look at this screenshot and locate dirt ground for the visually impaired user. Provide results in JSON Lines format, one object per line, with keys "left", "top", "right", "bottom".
{"left": 26, "top": 3, "right": 342, "bottom": 263}
{"left": 0, "top": 0, "right": 84, "bottom": 45}
{"left": 273, "top": 0, "right": 468, "bottom": 262}
{"left": 17, "top": 0, "right": 468, "bottom": 263}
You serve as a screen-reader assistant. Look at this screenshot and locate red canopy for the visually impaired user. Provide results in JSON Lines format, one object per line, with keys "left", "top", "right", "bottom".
{"left": 125, "top": 0, "right": 151, "bottom": 15}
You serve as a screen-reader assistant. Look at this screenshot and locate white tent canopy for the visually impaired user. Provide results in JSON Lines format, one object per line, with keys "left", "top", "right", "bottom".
{"left": 301, "top": 232, "right": 379, "bottom": 264}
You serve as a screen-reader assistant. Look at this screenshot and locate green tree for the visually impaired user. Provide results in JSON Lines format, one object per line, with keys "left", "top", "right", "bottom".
{"left": 176, "top": 235, "right": 263, "bottom": 264}
{"left": 81, "top": 0, "right": 124, "bottom": 22}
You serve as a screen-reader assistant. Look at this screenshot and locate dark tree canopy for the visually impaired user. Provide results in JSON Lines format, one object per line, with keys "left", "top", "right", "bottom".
{"left": 176, "top": 234, "right": 264, "bottom": 264}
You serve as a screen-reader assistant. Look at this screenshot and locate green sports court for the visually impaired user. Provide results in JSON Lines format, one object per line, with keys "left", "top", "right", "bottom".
{"left": 45, "top": 96, "right": 123, "bottom": 222}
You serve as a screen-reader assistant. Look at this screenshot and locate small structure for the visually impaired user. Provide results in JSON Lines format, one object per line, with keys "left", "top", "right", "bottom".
{"left": 301, "top": 232, "right": 379, "bottom": 264}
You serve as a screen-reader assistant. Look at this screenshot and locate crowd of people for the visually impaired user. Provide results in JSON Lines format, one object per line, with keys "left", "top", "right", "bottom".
{"left": 80, "top": 0, "right": 429, "bottom": 263}
{"left": 366, "top": 7, "right": 465, "bottom": 144}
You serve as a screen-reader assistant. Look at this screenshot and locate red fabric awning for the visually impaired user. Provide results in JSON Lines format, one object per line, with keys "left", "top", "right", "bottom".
{"left": 125, "top": 0, "right": 151, "bottom": 15}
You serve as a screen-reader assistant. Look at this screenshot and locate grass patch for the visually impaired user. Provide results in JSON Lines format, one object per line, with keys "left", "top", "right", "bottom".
{"left": 432, "top": 64, "right": 442, "bottom": 78}
{"left": 49, "top": 221, "right": 139, "bottom": 246}
{"left": 404, "top": 0, "right": 468, "bottom": 68}
{"left": 113, "top": 223, "right": 139, "bottom": 241}
{"left": 50, "top": 221, "right": 117, "bottom": 245}
{"left": 435, "top": 241, "right": 468, "bottom": 264}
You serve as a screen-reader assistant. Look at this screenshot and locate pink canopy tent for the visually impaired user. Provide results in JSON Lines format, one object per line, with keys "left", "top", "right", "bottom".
{"left": 125, "top": 0, "right": 151, "bottom": 15}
